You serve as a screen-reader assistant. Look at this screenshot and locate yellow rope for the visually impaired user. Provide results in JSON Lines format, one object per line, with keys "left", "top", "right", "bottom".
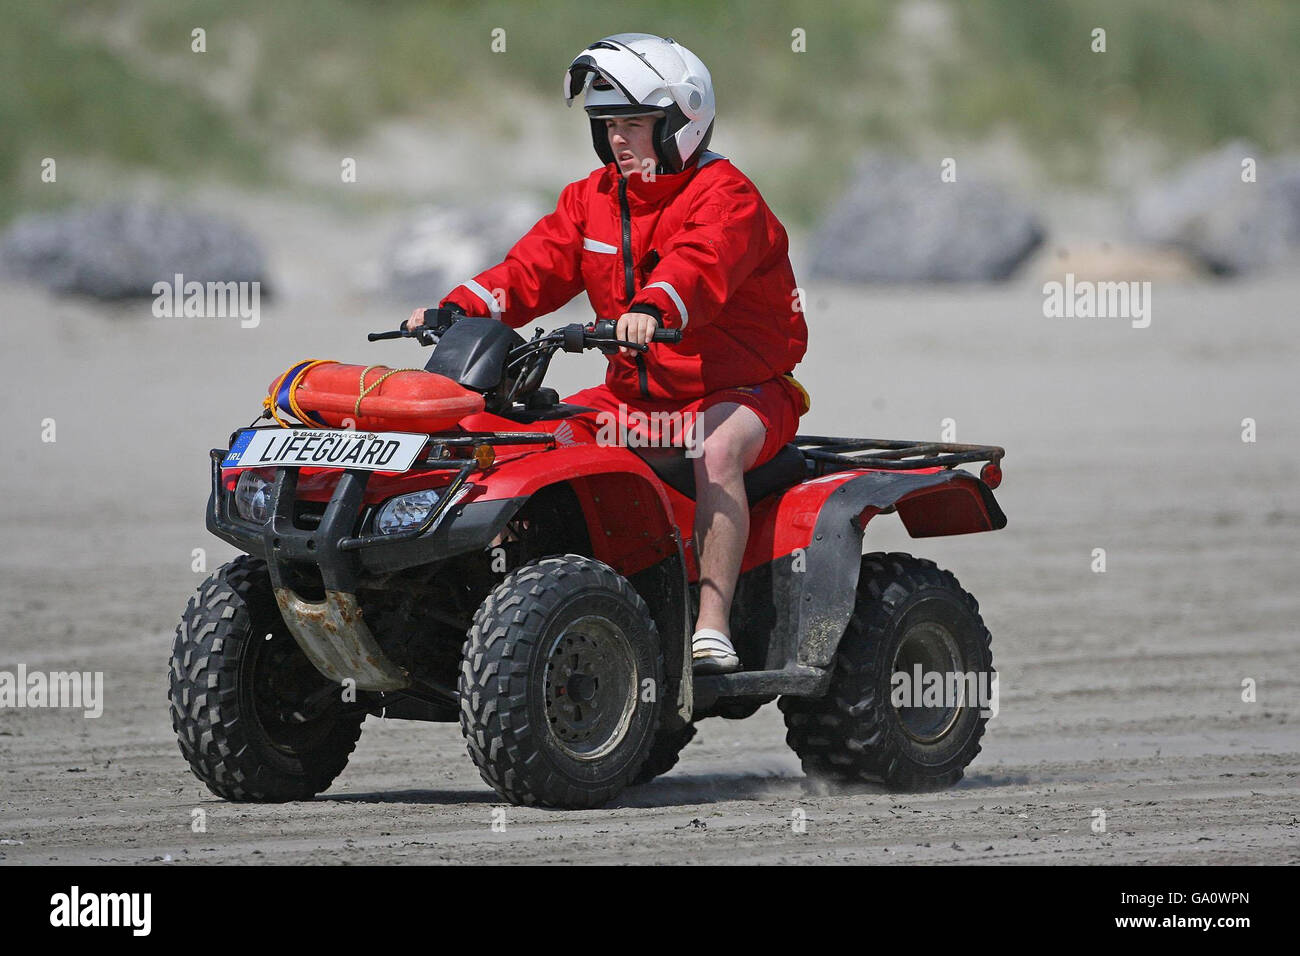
{"left": 263, "top": 360, "right": 428, "bottom": 427}
{"left": 262, "top": 359, "right": 338, "bottom": 427}
{"left": 289, "top": 360, "right": 337, "bottom": 425}
{"left": 353, "top": 365, "right": 421, "bottom": 417}
{"left": 263, "top": 366, "right": 295, "bottom": 428}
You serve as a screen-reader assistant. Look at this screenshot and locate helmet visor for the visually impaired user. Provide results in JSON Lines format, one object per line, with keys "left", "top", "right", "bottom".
{"left": 563, "top": 42, "right": 671, "bottom": 109}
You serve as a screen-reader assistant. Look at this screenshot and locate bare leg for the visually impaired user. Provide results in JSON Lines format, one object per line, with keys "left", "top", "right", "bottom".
{"left": 692, "top": 402, "right": 766, "bottom": 636}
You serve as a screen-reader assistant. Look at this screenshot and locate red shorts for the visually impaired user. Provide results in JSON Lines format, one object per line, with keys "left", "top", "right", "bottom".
{"left": 563, "top": 376, "right": 804, "bottom": 467}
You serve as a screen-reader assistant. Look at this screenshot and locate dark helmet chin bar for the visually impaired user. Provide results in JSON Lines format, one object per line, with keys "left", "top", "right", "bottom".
{"left": 585, "top": 106, "right": 712, "bottom": 175}
{"left": 570, "top": 59, "right": 712, "bottom": 174}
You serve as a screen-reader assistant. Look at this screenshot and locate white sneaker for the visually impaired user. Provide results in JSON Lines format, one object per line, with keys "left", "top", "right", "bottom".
{"left": 692, "top": 628, "right": 740, "bottom": 674}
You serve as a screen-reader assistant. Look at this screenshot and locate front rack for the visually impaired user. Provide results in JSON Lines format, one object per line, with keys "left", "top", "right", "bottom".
{"left": 794, "top": 435, "right": 1005, "bottom": 476}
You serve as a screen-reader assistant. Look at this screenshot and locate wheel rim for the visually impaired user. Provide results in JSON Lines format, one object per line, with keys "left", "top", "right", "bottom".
{"left": 542, "top": 614, "right": 639, "bottom": 761}
{"left": 890, "top": 620, "right": 965, "bottom": 744}
{"left": 245, "top": 628, "right": 340, "bottom": 756}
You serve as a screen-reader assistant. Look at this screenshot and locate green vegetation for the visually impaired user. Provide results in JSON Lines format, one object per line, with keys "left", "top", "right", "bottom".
{"left": 3, "top": 0, "right": 1297, "bottom": 225}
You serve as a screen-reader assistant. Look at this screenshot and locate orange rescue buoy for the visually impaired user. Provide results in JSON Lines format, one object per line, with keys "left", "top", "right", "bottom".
{"left": 267, "top": 362, "right": 484, "bottom": 433}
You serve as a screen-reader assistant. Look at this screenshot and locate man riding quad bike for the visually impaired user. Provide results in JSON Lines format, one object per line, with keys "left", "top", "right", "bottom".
{"left": 168, "top": 34, "right": 1008, "bottom": 809}
{"left": 410, "top": 33, "right": 808, "bottom": 676}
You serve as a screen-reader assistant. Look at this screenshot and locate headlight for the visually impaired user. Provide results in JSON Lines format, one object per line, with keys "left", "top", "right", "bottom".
{"left": 374, "top": 485, "right": 470, "bottom": 535}
{"left": 375, "top": 488, "right": 443, "bottom": 534}
{"left": 234, "top": 469, "right": 275, "bottom": 524}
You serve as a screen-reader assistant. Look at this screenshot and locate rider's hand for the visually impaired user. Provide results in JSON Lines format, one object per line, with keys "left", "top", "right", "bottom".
{"left": 616, "top": 311, "right": 658, "bottom": 355}
{"left": 405, "top": 308, "right": 428, "bottom": 333}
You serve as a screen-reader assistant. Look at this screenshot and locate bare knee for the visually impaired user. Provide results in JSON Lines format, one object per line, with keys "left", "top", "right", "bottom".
{"left": 694, "top": 430, "right": 747, "bottom": 484}
{"left": 693, "top": 404, "right": 764, "bottom": 485}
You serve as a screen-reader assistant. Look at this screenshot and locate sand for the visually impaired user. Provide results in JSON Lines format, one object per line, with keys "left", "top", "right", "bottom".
{"left": 1, "top": 195, "right": 1296, "bottom": 864}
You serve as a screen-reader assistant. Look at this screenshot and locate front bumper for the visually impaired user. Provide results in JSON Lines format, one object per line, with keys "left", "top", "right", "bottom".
{"left": 206, "top": 450, "right": 526, "bottom": 690}
{"left": 207, "top": 450, "right": 526, "bottom": 581}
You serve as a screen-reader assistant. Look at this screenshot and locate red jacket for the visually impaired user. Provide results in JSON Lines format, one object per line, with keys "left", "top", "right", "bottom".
{"left": 440, "top": 154, "right": 808, "bottom": 403}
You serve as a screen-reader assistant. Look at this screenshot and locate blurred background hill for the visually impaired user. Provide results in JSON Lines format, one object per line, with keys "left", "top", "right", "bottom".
{"left": 5, "top": 0, "right": 1298, "bottom": 227}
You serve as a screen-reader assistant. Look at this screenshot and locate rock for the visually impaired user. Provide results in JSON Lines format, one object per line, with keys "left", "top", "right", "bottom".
{"left": 0, "top": 202, "right": 269, "bottom": 298}
{"left": 380, "top": 198, "right": 547, "bottom": 303}
{"left": 1129, "top": 140, "right": 1300, "bottom": 275}
{"left": 808, "top": 152, "right": 1045, "bottom": 282}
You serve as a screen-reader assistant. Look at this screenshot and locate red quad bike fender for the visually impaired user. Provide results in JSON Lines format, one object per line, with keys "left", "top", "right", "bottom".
{"left": 457, "top": 408, "right": 683, "bottom": 576}
{"left": 471, "top": 444, "right": 683, "bottom": 577}
{"left": 733, "top": 466, "right": 1006, "bottom": 671}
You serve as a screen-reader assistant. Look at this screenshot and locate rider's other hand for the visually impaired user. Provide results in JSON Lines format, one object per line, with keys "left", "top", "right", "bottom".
{"left": 616, "top": 311, "right": 658, "bottom": 355}
{"left": 405, "top": 307, "right": 427, "bottom": 333}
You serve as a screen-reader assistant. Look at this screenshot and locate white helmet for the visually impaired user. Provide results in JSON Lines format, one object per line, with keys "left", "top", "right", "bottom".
{"left": 563, "top": 33, "right": 715, "bottom": 173}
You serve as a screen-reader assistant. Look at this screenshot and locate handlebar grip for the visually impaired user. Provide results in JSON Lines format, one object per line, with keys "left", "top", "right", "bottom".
{"left": 424, "top": 305, "right": 466, "bottom": 326}
{"left": 591, "top": 319, "right": 682, "bottom": 344}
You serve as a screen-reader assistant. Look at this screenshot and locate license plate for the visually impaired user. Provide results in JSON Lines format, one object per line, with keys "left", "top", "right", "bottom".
{"left": 222, "top": 429, "right": 429, "bottom": 472}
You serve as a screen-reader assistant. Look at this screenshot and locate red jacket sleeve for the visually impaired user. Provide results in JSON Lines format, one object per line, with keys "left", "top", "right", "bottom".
{"left": 628, "top": 175, "right": 769, "bottom": 331}
{"left": 441, "top": 180, "right": 586, "bottom": 328}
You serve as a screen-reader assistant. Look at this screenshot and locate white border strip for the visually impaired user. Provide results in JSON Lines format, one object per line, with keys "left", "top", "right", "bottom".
{"left": 464, "top": 279, "right": 502, "bottom": 319}
{"left": 582, "top": 236, "right": 618, "bottom": 254}
{"left": 645, "top": 281, "right": 689, "bottom": 329}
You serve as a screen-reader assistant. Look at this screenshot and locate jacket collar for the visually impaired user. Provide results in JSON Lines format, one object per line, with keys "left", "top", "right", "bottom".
{"left": 602, "top": 161, "right": 700, "bottom": 207}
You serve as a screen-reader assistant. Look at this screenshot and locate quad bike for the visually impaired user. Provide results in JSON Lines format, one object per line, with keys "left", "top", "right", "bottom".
{"left": 169, "top": 309, "right": 1007, "bottom": 809}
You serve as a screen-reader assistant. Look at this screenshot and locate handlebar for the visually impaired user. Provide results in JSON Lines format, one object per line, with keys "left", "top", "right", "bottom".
{"left": 367, "top": 315, "right": 682, "bottom": 352}
{"left": 367, "top": 325, "right": 441, "bottom": 346}
{"left": 367, "top": 313, "right": 684, "bottom": 410}
{"left": 367, "top": 306, "right": 466, "bottom": 344}
{"left": 586, "top": 318, "right": 682, "bottom": 345}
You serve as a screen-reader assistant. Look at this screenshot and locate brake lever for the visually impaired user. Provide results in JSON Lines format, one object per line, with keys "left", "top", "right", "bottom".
{"left": 506, "top": 335, "right": 563, "bottom": 371}
{"left": 584, "top": 337, "right": 650, "bottom": 357}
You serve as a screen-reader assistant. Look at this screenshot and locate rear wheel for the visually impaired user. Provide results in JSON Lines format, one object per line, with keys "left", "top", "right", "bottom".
{"left": 459, "top": 555, "right": 663, "bottom": 808}
{"left": 169, "top": 556, "right": 366, "bottom": 801}
{"left": 779, "top": 552, "right": 993, "bottom": 790}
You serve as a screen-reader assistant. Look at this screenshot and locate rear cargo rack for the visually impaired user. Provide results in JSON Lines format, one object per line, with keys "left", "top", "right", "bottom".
{"left": 794, "top": 435, "right": 1005, "bottom": 476}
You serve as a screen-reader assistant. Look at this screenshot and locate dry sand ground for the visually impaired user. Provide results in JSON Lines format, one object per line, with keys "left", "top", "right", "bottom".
{"left": 0, "top": 196, "right": 1297, "bottom": 865}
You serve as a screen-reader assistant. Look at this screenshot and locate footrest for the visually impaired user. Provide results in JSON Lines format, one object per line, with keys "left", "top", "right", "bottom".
{"left": 692, "top": 665, "right": 829, "bottom": 708}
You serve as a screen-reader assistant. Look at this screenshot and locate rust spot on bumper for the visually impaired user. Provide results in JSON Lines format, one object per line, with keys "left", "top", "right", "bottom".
{"left": 274, "top": 588, "right": 410, "bottom": 692}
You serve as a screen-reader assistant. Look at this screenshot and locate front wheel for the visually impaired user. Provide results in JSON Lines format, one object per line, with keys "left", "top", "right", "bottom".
{"left": 168, "top": 556, "right": 366, "bottom": 801}
{"left": 459, "top": 555, "right": 663, "bottom": 808}
{"left": 779, "top": 552, "right": 994, "bottom": 790}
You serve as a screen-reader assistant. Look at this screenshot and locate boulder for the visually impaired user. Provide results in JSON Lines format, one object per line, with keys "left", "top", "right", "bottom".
{"left": 0, "top": 201, "right": 268, "bottom": 298}
{"left": 808, "top": 152, "right": 1045, "bottom": 282}
{"left": 1129, "top": 141, "right": 1300, "bottom": 275}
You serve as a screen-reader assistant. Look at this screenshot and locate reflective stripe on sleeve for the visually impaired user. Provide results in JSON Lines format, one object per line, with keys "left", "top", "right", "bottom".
{"left": 644, "top": 281, "right": 689, "bottom": 329}
{"left": 464, "top": 279, "right": 502, "bottom": 319}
